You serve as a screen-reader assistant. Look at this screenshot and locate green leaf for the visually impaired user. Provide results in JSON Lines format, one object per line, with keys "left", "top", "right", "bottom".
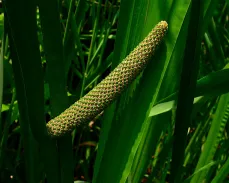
{"left": 1, "top": 104, "right": 9, "bottom": 112}
{"left": 5, "top": 1, "right": 44, "bottom": 182}
{"left": 149, "top": 96, "right": 204, "bottom": 117}
{"left": 5, "top": 0, "right": 61, "bottom": 182}
{"left": 93, "top": 0, "right": 192, "bottom": 182}
{"left": 0, "top": 14, "right": 3, "bottom": 113}
{"left": 191, "top": 93, "right": 229, "bottom": 183}
{"left": 184, "top": 161, "right": 218, "bottom": 183}
{"left": 158, "top": 66, "right": 229, "bottom": 104}
{"left": 37, "top": 0, "right": 73, "bottom": 182}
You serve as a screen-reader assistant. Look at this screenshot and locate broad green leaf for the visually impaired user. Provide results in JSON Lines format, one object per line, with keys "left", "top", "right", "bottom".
{"left": 93, "top": 0, "right": 192, "bottom": 182}
{"left": 149, "top": 96, "right": 204, "bottom": 117}
{"left": 5, "top": 1, "right": 61, "bottom": 183}
{"left": 37, "top": 0, "right": 73, "bottom": 182}
{"left": 196, "top": 68, "right": 229, "bottom": 96}
{"left": 5, "top": 1, "right": 44, "bottom": 183}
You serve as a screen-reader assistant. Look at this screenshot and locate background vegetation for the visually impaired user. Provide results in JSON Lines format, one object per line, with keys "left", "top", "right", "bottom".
{"left": 0, "top": 0, "right": 229, "bottom": 183}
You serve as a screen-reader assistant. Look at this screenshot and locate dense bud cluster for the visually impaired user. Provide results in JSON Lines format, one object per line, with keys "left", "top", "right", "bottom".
{"left": 46, "top": 21, "right": 168, "bottom": 138}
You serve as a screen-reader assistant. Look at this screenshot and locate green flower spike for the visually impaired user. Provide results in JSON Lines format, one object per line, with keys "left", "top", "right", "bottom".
{"left": 46, "top": 21, "right": 168, "bottom": 138}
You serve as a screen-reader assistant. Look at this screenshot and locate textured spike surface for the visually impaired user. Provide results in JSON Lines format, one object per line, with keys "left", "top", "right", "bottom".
{"left": 46, "top": 21, "right": 168, "bottom": 138}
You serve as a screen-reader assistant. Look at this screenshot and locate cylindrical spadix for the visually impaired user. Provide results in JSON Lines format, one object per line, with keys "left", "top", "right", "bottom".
{"left": 46, "top": 21, "right": 168, "bottom": 138}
